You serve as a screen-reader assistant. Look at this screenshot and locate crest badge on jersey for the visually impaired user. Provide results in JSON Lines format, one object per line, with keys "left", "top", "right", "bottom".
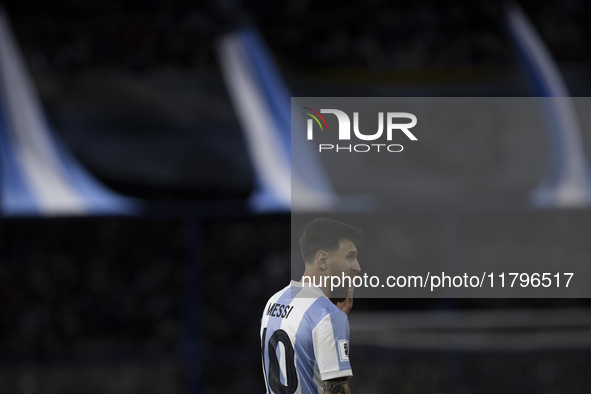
{"left": 338, "top": 340, "right": 349, "bottom": 362}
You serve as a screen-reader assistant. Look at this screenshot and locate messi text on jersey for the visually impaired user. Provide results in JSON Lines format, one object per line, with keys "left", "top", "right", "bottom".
{"left": 266, "top": 302, "right": 295, "bottom": 319}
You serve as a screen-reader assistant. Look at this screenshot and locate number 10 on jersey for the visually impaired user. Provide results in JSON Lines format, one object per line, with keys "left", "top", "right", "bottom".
{"left": 261, "top": 327, "right": 298, "bottom": 394}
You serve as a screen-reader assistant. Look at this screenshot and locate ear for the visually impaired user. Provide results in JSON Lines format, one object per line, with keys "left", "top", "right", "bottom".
{"left": 315, "top": 250, "right": 329, "bottom": 271}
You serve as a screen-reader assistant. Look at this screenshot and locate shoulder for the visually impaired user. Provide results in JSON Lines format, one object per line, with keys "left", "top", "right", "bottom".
{"left": 315, "top": 297, "right": 342, "bottom": 315}
{"left": 265, "top": 284, "right": 291, "bottom": 304}
{"left": 262, "top": 285, "right": 291, "bottom": 315}
{"left": 305, "top": 297, "right": 347, "bottom": 329}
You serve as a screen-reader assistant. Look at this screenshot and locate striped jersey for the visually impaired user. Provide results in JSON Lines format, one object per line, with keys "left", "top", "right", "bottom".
{"left": 260, "top": 280, "right": 352, "bottom": 394}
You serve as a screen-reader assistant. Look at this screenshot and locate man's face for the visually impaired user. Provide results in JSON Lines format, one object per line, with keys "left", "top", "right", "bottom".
{"left": 326, "top": 238, "right": 361, "bottom": 280}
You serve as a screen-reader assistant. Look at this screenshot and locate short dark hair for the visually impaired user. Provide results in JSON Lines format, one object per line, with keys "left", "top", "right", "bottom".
{"left": 299, "top": 218, "right": 364, "bottom": 264}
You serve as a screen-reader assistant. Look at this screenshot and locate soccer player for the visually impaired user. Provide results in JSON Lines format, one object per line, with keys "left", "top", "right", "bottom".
{"left": 260, "top": 218, "right": 363, "bottom": 394}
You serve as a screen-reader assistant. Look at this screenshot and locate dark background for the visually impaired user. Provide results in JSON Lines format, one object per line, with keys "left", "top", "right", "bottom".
{"left": 1, "top": 0, "right": 591, "bottom": 393}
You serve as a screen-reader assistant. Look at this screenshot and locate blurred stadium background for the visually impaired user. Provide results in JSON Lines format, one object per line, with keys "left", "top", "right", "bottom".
{"left": 1, "top": 0, "right": 591, "bottom": 393}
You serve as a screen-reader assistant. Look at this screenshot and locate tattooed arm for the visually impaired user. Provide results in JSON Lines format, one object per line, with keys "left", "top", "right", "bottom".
{"left": 323, "top": 377, "right": 351, "bottom": 394}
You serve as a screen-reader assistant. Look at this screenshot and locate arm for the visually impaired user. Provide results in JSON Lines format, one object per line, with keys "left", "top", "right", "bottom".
{"left": 313, "top": 303, "right": 353, "bottom": 391}
{"left": 323, "top": 377, "right": 351, "bottom": 394}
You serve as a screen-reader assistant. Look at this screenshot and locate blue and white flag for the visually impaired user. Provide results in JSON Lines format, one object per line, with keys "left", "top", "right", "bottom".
{"left": 506, "top": 3, "right": 591, "bottom": 207}
{"left": 217, "top": 26, "right": 337, "bottom": 212}
{"left": 0, "top": 10, "right": 139, "bottom": 216}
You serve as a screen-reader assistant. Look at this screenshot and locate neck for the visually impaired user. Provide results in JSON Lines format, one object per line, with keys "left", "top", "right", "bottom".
{"left": 300, "top": 267, "right": 331, "bottom": 298}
